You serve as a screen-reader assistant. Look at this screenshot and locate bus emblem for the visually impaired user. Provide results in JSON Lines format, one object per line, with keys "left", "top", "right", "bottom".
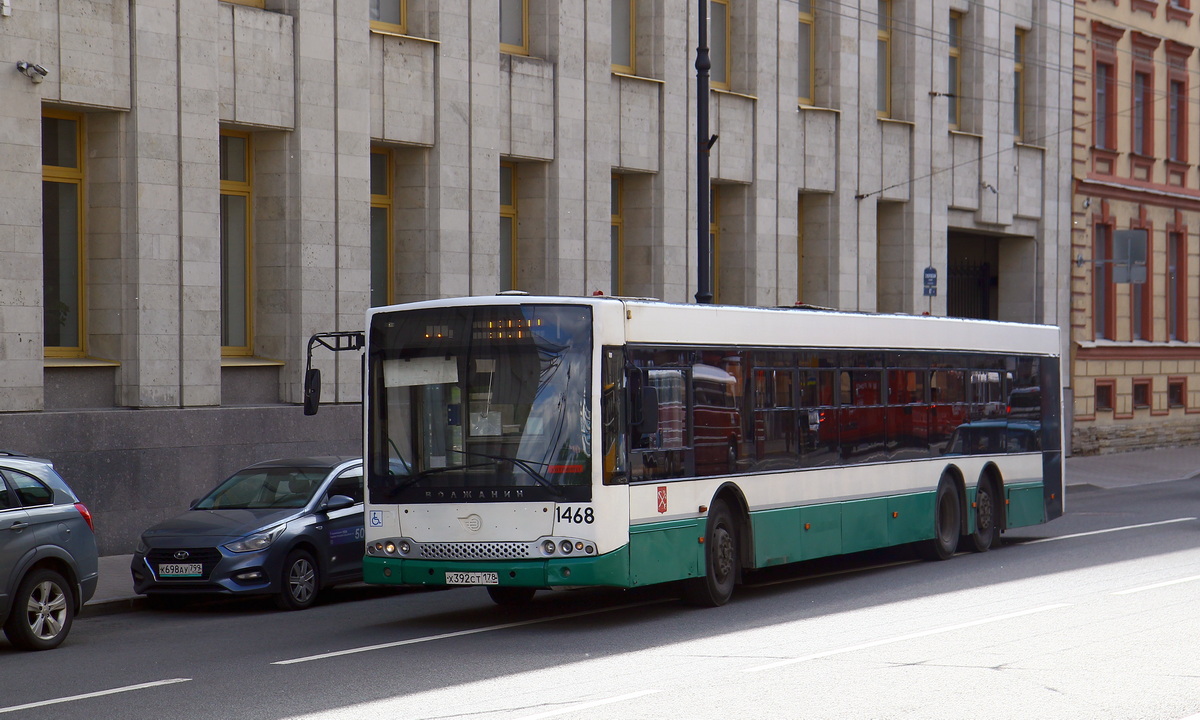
{"left": 657, "top": 486, "right": 667, "bottom": 514}
{"left": 460, "top": 514, "right": 483, "bottom": 532}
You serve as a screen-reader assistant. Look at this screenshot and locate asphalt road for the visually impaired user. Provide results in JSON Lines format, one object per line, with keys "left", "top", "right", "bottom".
{"left": 2, "top": 478, "right": 1198, "bottom": 720}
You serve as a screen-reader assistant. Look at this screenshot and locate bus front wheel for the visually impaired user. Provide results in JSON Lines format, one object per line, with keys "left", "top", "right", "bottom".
{"left": 683, "top": 500, "right": 738, "bottom": 607}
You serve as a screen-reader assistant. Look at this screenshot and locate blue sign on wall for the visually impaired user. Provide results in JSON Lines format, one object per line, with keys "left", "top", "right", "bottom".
{"left": 923, "top": 266, "right": 937, "bottom": 297}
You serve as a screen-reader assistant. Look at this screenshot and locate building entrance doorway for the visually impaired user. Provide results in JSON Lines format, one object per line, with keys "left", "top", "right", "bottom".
{"left": 947, "top": 233, "right": 999, "bottom": 320}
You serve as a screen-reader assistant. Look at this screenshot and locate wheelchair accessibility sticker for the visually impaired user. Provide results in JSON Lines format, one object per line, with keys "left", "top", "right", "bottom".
{"left": 369, "top": 511, "right": 385, "bottom": 528}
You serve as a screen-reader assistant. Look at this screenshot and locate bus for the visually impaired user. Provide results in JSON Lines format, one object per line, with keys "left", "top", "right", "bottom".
{"left": 307, "top": 295, "right": 1063, "bottom": 606}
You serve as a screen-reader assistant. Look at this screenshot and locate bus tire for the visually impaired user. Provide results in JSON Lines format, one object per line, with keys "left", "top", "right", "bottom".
{"left": 683, "top": 500, "right": 738, "bottom": 607}
{"left": 487, "top": 586, "right": 536, "bottom": 606}
{"left": 920, "top": 476, "right": 961, "bottom": 561}
{"left": 966, "top": 477, "right": 998, "bottom": 553}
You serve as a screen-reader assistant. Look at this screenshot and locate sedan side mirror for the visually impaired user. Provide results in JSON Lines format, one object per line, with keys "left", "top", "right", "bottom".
{"left": 322, "top": 494, "right": 356, "bottom": 512}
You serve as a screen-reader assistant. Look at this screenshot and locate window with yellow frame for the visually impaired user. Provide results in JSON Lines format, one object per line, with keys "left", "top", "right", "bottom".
{"left": 220, "top": 131, "right": 253, "bottom": 356}
{"left": 710, "top": 0, "right": 731, "bottom": 90}
{"left": 500, "top": 0, "right": 529, "bottom": 55}
{"left": 370, "top": 0, "right": 406, "bottom": 34}
{"left": 798, "top": 0, "right": 815, "bottom": 105}
{"left": 876, "top": 0, "right": 892, "bottom": 117}
{"left": 948, "top": 11, "right": 962, "bottom": 128}
{"left": 500, "top": 163, "right": 518, "bottom": 291}
{"left": 612, "top": 0, "right": 636, "bottom": 75}
{"left": 370, "top": 148, "right": 393, "bottom": 307}
{"left": 610, "top": 175, "right": 625, "bottom": 296}
{"left": 42, "top": 110, "right": 86, "bottom": 358}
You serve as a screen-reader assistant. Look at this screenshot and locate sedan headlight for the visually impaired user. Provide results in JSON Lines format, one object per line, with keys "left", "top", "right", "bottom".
{"left": 223, "top": 524, "right": 286, "bottom": 553}
{"left": 136, "top": 538, "right": 148, "bottom": 555}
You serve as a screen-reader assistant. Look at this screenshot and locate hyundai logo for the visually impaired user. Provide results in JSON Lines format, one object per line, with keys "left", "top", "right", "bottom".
{"left": 173, "top": 550, "right": 191, "bottom": 560}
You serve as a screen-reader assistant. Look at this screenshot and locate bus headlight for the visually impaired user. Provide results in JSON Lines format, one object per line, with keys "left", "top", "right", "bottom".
{"left": 560, "top": 540, "right": 573, "bottom": 554}
{"left": 542, "top": 540, "right": 557, "bottom": 555}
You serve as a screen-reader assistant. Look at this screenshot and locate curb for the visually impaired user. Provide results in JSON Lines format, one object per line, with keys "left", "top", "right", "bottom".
{"left": 81, "top": 597, "right": 147, "bottom": 618}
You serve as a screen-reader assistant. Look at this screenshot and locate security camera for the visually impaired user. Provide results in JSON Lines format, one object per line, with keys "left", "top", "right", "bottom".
{"left": 16, "top": 61, "right": 48, "bottom": 83}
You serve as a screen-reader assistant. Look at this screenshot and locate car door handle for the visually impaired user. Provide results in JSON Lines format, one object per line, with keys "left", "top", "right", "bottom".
{"left": 8, "top": 521, "right": 29, "bottom": 531}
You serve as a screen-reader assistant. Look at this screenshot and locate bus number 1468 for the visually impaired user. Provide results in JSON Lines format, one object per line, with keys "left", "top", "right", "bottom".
{"left": 556, "top": 507, "right": 594, "bottom": 524}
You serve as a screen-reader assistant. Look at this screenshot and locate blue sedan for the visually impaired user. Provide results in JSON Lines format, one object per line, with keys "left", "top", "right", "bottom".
{"left": 131, "top": 457, "right": 364, "bottom": 610}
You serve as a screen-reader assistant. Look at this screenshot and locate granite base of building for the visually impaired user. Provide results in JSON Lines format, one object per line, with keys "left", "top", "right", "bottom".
{"left": 0, "top": 404, "right": 362, "bottom": 555}
{"left": 1072, "top": 421, "right": 1200, "bottom": 457}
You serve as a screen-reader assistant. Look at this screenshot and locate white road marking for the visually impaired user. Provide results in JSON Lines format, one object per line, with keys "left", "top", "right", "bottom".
{"left": 1113, "top": 574, "right": 1200, "bottom": 596}
{"left": 512, "top": 690, "right": 660, "bottom": 720}
{"left": 742, "top": 603, "right": 1072, "bottom": 673}
{"left": 1020, "top": 517, "right": 1195, "bottom": 544}
{"left": 273, "top": 599, "right": 670, "bottom": 666}
{"left": 0, "top": 678, "right": 192, "bottom": 715}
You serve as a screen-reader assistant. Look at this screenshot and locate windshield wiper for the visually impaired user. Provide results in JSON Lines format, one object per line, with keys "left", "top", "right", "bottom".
{"left": 391, "top": 462, "right": 490, "bottom": 491}
{"left": 448, "top": 449, "right": 564, "bottom": 497}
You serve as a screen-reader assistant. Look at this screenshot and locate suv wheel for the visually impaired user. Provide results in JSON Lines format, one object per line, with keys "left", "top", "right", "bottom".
{"left": 4, "top": 569, "right": 75, "bottom": 651}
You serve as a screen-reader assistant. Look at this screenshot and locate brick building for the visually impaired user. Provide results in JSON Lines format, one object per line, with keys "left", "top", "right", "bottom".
{"left": 1071, "top": 0, "right": 1200, "bottom": 454}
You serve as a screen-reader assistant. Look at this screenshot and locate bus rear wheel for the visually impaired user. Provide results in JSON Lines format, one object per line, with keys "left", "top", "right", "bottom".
{"left": 966, "top": 478, "right": 998, "bottom": 553}
{"left": 921, "top": 476, "right": 961, "bottom": 561}
{"left": 683, "top": 500, "right": 738, "bottom": 607}
{"left": 487, "top": 586, "right": 536, "bottom": 606}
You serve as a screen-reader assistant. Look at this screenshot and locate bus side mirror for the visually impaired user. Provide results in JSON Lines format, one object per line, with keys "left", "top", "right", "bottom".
{"left": 635, "top": 385, "right": 659, "bottom": 436}
{"left": 303, "top": 368, "right": 321, "bottom": 416}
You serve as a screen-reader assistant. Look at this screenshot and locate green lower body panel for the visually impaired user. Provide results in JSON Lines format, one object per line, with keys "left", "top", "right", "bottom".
{"left": 755, "top": 491, "right": 936, "bottom": 565}
{"left": 1004, "top": 483, "right": 1046, "bottom": 528}
{"left": 628, "top": 517, "right": 706, "bottom": 585}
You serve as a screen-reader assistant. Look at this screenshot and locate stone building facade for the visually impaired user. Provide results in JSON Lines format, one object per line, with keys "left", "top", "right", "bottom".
{"left": 1071, "top": 0, "right": 1200, "bottom": 454}
{"left": 1, "top": 0, "right": 1071, "bottom": 552}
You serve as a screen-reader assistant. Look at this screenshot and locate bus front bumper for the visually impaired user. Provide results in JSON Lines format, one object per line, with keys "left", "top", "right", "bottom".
{"left": 363, "top": 549, "right": 631, "bottom": 590}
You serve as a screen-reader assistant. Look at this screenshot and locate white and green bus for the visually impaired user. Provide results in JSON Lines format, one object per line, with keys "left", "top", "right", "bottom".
{"left": 326, "top": 294, "right": 1062, "bottom": 606}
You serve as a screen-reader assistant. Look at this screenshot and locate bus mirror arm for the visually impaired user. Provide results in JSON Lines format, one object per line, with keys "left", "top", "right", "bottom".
{"left": 303, "top": 331, "right": 366, "bottom": 416}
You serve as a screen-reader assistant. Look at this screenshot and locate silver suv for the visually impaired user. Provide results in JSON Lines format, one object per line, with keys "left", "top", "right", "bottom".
{"left": 0, "top": 452, "right": 98, "bottom": 650}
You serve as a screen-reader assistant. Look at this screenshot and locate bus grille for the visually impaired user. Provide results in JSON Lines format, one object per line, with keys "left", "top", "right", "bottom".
{"left": 419, "top": 542, "right": 531, "bottom": 560}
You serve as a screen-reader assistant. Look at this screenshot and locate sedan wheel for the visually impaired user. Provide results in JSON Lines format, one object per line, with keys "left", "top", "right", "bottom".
{"left": 275, "top": 550, "right": 319, "bottom": 611}
{"left": 4, "top": 569, "right": 75, "bottom": 651}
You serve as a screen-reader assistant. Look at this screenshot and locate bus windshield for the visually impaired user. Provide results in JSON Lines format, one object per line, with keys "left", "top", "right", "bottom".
{"left": 367, "top": 304, "right": 592, "bottom": 503}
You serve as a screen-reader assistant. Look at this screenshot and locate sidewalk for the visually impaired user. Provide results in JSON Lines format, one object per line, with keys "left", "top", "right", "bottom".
{"left": 81, "top": 445, "right": 1200, "bottom": 617}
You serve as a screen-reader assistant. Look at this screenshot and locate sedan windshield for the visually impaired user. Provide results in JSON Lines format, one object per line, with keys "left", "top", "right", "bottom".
{"left": 368, "top": 304, "right": 592, "bottom": 504}
{"left": 194, "top": 468, "right": 328, "bottom": 510}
